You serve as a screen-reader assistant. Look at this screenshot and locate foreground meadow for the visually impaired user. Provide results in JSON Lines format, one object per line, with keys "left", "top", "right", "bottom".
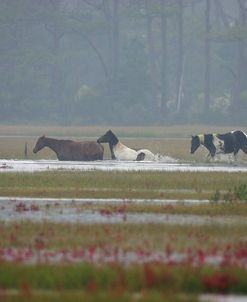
{"left": 1, "top": 171, "right": 247, "bottom": 301}
{"left": 0, "top": 170, "right": 247, "bottom": 199}
{"left": 1, "top": 125, "right": 247, "bottom": 301}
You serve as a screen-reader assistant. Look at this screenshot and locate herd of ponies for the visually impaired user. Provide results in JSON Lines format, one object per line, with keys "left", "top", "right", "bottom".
{"left": 32, "top": 129, "right": 247, "bottom": 162}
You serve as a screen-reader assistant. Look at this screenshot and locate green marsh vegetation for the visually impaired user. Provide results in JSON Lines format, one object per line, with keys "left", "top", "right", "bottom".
{"left": 1, "top": 221, "right": 247, "bottom": 251}
{"left": 1, "top": 263, "right": 246, "bottom": 300}
{"left": 0, "top": 171, "right": 247, "bottom": 200}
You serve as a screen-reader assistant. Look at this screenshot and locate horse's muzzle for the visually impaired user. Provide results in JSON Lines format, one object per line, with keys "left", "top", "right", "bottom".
{"left": 33, "top": 148, "right": 37, "bottom": 154}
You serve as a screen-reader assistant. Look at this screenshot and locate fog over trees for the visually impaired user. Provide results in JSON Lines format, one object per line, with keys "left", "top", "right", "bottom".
{"left": 0, "top": 0, "right": 247, "bottom": 126}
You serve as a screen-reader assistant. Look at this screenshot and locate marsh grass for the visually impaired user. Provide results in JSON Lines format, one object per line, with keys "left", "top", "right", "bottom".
{"left": 1, "top": 221, "right": 246, "bottom": 250}
{"left": 0, "top": 124, "right": 242, "bottom": 137}
{"left": 0, "top": 263, "right": 246, "bottom": 297}
{"left": 0, "top": 171, "right": 246, "bottom": 199}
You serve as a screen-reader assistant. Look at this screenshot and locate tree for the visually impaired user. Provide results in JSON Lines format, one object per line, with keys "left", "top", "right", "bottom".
{"left": 233, "top": 0, "right": 247, "bottom": 118}
{"left": 204, "top": 0, "right": 211, "bottom": 114}
{"left": 176, "top": 0, "right": 184, "bottom": 113}
{"left": 111, "top": 0, "right": 120, "bottom": 96}
{"left": 43, "top": 0, "right": 65, "bottom": 103}
{"left": 224, "top": 0, "right": 247, "bottom": 120}
{"left": 214, "top": 0, "right": 230, "bottom": 28}
{"left": 160, "top": 0, "right": 168, "bottom": 118}
{"left": 0, "top": 0, "right": 245, "bottom": 125}
{"left": 144, "top": 0, "right": 159, "bottom": 115}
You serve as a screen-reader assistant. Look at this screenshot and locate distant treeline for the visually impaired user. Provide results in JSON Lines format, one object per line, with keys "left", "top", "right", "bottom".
{"left": 0, "top": 0, "right": 246, "bottom": 125}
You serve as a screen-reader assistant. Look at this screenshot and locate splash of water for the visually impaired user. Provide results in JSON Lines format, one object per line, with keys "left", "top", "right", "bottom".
{"left": 154, "top": 153, "right": 178, "bottom": 163}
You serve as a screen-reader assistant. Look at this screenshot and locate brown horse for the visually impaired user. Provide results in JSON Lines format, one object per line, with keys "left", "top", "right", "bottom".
{"left": 33, "top": 136, "right": 104, "bottom": 161}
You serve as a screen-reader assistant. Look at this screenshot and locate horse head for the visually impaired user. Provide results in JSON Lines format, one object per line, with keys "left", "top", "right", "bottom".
{"left": 33, "top": 135, "right": 46, "bottom": 153}
{"left": 190, "top": 135, "right": 201, "bottom": 154}
{"left": 97, "top": 130, "right": 119, "bottom": 146}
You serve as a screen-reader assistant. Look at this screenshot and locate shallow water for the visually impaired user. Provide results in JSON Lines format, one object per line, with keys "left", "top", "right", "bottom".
{"left": 199, "top": 294, "right": 247, "bottom": 302}
{"left": 0, "top": 197, "right": 245, "bottom": 225}
{"left": 0, "top": 159, "right": 247, "bottom": 173}
{"left": 0, "top": 196, "right": 210, "bottom": 205}
{"left": 2, "top": 210, "right": 244, "bottom": 225}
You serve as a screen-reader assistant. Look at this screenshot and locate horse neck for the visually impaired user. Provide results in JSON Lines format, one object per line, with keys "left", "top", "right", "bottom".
{"left": 109, "top": 143, "right": 116, "bottom": 160}
{"left": 108, "top": 134, "right": 119, "bottom": 150}
{"left": 44, "top": 137, "right": 61, "bottom": 154}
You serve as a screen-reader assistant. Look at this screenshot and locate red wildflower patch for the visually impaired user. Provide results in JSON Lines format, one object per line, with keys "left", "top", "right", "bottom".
{"left": 14, "top": 202, "right": 40, "bottom": 212}
{"left": 115, "top": 205, "right": 126, "bottom": 214}
{"left": 30, "top": 204, "right": 40, "bottom": 211}
{"left": 15, "top": 202, "right": 29, "bottom": 212}
{"left": 0, "top": 288, "right": 6, "bottom": 300}
{"left": 34, "top": 237, "right": 45, "bottom": 250}
{"left": 144, "top": 264, "right": 157, "bottom": 288}
{"left": 203, "top": 272, "right": 238, "bottom": 293}
{"left": 19, "top": 280, "right": 32, "bottom": 297}
{"left": 163, "top": 205, "right": 174, "bottom": 211}
{"left": 9, "top": 233, "right": 16, "bottom": 243}
{"left": 100, "top": 209, "right": 112, "bottom": 216}
{"left": 86, "top": 280, "right": 97, "bottom": 293}
{"left": 234, "top": 242, "right": 247, "bottom": 259}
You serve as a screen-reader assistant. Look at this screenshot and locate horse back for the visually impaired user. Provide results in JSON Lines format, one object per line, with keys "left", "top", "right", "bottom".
{"left": 77, "top": 141, "right": 104, "bottom": 160}
{"left": 216, "top": 131, "right": 247, "bottom": 154}
{"left": 232, "top": 130, "right": 247, "bottom": 144}
{"left": 216, "top": 132, "right": 235, "bottom": 153}
{"left": 232, "top": 130, "right": 247, "bottom": 153}
{"left": 61, "top": 141, "right": 104, "bottom": 161}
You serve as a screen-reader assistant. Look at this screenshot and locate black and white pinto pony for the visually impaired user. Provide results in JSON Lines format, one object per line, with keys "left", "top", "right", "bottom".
{"left": 191, "top": 130, "right": 247, "bottom": 161}
{"left": 97, "top": 130, "right": 155, "bottom": 161}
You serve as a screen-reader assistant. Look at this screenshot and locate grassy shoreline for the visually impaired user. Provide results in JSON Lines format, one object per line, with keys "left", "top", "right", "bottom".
{"left": 1, "top": 221, "right": 247, "bottom": 250}
{"left": 0, "top": 124, "right": 245, "bottom": 138}
{"left": 0, "top": 170, "right": 246, "bottom": 199}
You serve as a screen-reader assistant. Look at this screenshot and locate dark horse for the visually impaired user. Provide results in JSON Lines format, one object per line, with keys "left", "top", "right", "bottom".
{"left": 33, "top": 136, "right": 104, "bottom": 161}
{"left": 191, "top": 130, "right": 247, "bottom": 160}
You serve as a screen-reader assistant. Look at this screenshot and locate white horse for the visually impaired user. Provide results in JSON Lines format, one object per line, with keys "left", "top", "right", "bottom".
{"left": 97, "top": 130, "right": 155, "bottom": 161}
